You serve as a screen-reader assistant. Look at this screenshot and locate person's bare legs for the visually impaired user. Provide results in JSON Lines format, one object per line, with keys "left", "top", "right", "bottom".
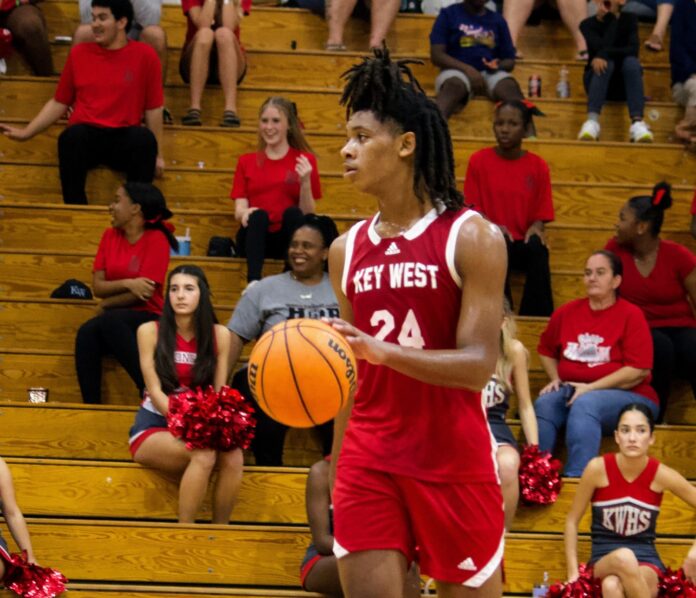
{"left": 593, "top": 548, "right": 652, "bottom": 598}
{"left": 211, "top": 448, "right": 244, "bottom": 524}
{"left": 188, "top": 28, "right": 215, "bottom": 111}
{"left": 141, "top": 25, "right": 168, "bottom": 83}
{"left": 496, "top": 445, "right": 520, "bottom": 531}
{"left": 337, "top": 550, "right": 408, "bottom": 598}
{"left": 214, "top": 27, "right": 245, "bottom": 113}
{"left": 304, "top": 557, "right": 344, "bottom": 596}
{"left": 178, "top": 448, "right": 217, "bottom": 523}
{"left": 674, "top": 78, "right": 696, "bottom": 148}
{"left": 5, "top": 4, "right": 53, "bottom": 75}
{"left": 368, "top": 0, "right": 400, "bottom": 49}
{"left": 435, "top": 78, "right": 470, "bottom": 119}
{"left": 326, "top": 0, "right": 358, "bottom": 48}
{"left": 645, "top": 3, "right": 673, "bottom": 51}
{"left": 502, "top": 0, "right": 536, "bottom": 55}
{"left": 437, "top": 564, "right": 503, "bottom": 597}
{"left": 602, "top": 575, "right": 625, "bottom": 598}
{"left": 556, "top": 0, "right": 588, "bottom": 56}
{"left": 134, "top": 431, "right": 217, "bottom": 523}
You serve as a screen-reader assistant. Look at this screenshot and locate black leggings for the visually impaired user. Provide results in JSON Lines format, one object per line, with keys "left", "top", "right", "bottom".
{"left": 231, "top": 367, "right": 334, "bottom": 466}
{"left": 75, "top": 309, "right": 159, "bottom": 404}
{"left": 650, "top": 326, "right": 696, "bottom": 420}
{"left": 58, "top": 124, "right": 157, "bottom": 204}
{"left": 235, "top": 207, "right": 305, "bottom": 283}
{"left": 505, "top": 235, "right": 554, "bottom": 317}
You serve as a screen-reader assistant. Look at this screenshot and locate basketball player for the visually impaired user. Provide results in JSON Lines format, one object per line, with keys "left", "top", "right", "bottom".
{"left": 327, "top": 48, "right": 508, "bottom": 598}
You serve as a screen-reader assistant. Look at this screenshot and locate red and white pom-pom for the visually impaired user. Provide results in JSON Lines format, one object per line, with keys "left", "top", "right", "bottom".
{"left": 519, "top": 444, "right": 563, "bottom": 505}
{"left": 0, "top": 28, "right": 12, "bottom": 60}
{"left": 658, "top": 567, "right": 696, "bottom": 597}
{"left": 1, "top": 550, "right": 67, "bottom": 598}
{"left": 167, "top": 386, "right": 255, "bottom": 451}
{"left": 546, "top": 564, "right": 602, "bottom": 598}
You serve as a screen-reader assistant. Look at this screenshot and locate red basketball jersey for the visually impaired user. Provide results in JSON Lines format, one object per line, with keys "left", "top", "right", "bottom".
{"left": 340, "top": 208, "right": 498, "bottom": 483}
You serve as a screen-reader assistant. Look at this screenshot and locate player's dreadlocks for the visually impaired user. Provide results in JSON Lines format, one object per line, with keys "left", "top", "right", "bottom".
{"left": 340, "top": 46, "right": 463, "bottom": 211}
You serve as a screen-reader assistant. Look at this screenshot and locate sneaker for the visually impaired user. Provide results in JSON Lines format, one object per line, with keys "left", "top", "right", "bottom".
{"left": 578, "top": 119, "right": 600, "bottom": 141}
{"left": 629, "top": 120, "right": 654, "bottom": 143}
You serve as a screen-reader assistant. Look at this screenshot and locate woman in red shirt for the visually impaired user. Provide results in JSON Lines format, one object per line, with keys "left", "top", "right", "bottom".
{"left": 75, "top": 182, "right": 178, "bottom": 404}
{"left": 231, "top": 96, "right": 322, "bottom": 286}
{"left": 534, "top": 250, "right": 659, "bottom": 477}
{"left": 179, "top": 0, "right": 246, "bottom": 127}
{"left": 607, "top": 183, "right": 696, "bottom": 419}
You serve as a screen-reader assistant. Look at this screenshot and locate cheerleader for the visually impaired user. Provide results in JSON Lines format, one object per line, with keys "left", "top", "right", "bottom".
{"left": 565, "top": 403, "right": 696, "bottom": 595}
{"left": 129, "top": 265, "right": 242, "bottom": 524}
{"left": 0, "top": 457, "right": 36, "bottom": 576}
{"left": 483, "top": 300, "right": 538, "bottom": 530}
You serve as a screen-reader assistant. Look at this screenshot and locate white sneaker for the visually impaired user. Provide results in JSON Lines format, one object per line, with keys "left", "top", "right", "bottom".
{"left": 578, "top": 119, "right": 600, "bottom": 141}
{"left": 629, "top": 120, "right": 654, "bottom": 143}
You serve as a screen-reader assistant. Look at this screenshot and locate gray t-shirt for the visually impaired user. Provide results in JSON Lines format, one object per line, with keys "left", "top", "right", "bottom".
{"left": 227, "top": 272, "right": 339, "bottom": 342}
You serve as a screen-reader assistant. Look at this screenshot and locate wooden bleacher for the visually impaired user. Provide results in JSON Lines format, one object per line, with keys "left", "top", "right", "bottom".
{"left": 0, "top": 77, "right": 685, "bottom": 141}
{"left": 0, "top": 2, "right": 695, "bottom": 595}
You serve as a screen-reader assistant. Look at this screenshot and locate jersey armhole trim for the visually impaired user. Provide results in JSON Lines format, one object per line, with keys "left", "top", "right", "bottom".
{"left": 445, "top": 210, "right": 480, "bottom": 288}
{"left": 341, "top": 220, "right": 366, "bottom": 296}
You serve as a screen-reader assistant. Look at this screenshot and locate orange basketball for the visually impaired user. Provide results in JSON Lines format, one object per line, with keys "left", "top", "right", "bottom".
{"left": 247, "top": 319, "right": 357, "bottom": 428}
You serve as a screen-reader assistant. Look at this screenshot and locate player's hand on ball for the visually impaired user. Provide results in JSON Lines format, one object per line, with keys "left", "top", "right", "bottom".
{"left": 325, "top": 318, "right": 386, "bottom": 365}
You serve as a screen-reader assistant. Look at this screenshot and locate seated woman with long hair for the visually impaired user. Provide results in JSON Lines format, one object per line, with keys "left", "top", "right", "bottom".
{"left": 129, "top": 265, "right": 242, "bottom": 524}
{"left": 565, "top": 403, "right": 696, "bottom": 595}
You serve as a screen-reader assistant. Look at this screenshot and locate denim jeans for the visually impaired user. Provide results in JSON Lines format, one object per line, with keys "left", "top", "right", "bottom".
{"left": 583, "top": 56, "right": 645, "bottom": 119}
{"left": 534, "top": 387, "right": 659, "bottom": 477}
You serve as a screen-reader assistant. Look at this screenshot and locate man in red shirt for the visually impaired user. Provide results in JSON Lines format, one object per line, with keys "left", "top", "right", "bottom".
{"left": 0, "top": 0, "right": 164, "bottom": 204}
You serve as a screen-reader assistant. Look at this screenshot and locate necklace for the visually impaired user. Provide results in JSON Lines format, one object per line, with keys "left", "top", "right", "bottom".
{"left": 290, "top": 271, "right": 314, "bottom": 298}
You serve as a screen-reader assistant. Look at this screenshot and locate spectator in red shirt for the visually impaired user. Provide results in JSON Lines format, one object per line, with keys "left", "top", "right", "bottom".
{"left": 464, "top": 100, "right": 554, "bottom": 316}
{"left": 75, "top": 183, "right": 178, "bottom": 404}
{"left": 0, "top": 0, "right": 53, "bottom": 75}
{"left": 0, "top": 0, "right": 164, "bottom": 204}
{"left": 72, "top": 0, "right": 170, "bottom": 123}
{"left": 179, "top": 0, "right": 246, "bottom": 127}
{"left": 607, "top": 182, "right": 696, "bottom": 419}
{"left": 231, "top": 96, "right": 322, "bottom": 286}
{"left": 534, "top": 250, "right": 659, "bottom": 477}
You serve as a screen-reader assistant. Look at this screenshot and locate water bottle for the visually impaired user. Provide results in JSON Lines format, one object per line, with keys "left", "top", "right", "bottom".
{"left": 532, "top": 571, "right": 549, "bottom": 597}
{"left": 556, "top": 65, "right": 570, "bottom": 98}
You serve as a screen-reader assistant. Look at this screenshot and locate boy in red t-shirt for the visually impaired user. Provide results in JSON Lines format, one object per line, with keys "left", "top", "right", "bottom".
{"left": 0, "top": 0, "right": 164, "bottom": 205}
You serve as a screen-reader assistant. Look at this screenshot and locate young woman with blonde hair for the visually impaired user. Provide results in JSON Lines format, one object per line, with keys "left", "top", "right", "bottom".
{"left": 483, "top": 300, "right": 538, "bottom": 530}
{"left": 230, "top": 96, "right": 323, "bottom": 285}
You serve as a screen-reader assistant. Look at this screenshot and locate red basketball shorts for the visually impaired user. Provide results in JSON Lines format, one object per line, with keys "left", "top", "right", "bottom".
{"left": 332, "top": 464, "right": 505, "bottom": 586}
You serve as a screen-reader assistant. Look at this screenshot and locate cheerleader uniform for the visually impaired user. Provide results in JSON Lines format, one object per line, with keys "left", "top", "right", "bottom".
{"left": 128, "top": 332, "right": 198, "bottom": 456}
{"left": 483, "top": 375, "right": 517, "bottom": 448}
{"left": 589, "top": 453, "right": 664, "bottom": 572}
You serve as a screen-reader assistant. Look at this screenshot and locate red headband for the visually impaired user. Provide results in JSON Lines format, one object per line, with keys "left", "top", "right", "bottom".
{"left": 652, "top": 188, "right": 665, "bottom": 206}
